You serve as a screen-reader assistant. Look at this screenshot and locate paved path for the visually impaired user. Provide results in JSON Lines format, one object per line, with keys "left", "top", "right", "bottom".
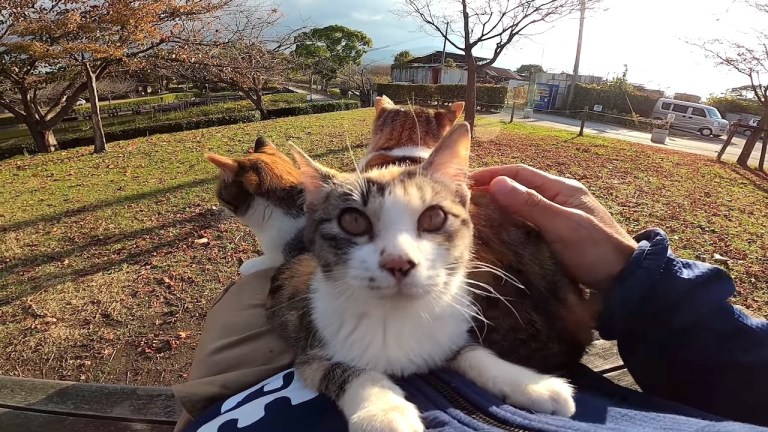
{"left": 285, "top": 86, "right": 333, "bottom": 102}
{"left": 484, "top": 110, "right": 766, "bottom": 166}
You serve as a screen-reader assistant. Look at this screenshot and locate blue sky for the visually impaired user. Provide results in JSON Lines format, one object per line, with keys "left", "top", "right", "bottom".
{"left": 277, "top": 0, "right": 760, "bottom": 98}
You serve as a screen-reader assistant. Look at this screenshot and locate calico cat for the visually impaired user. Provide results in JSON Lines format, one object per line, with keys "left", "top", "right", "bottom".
{"left": 359, "top": 96, "right": 598, "bottom": 374}
{"left": 205, "top": 137, "right": 305, "bottom": 275}
{"left": 267, "top": 123, "right": 575, "bottom": 432}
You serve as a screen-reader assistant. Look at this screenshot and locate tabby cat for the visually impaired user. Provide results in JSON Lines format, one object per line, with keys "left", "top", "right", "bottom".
{"left": 206, "top": 100, "right": 597, "bottom": 375}
{"left": 267, "top": 123, "right": 575, "bottom": 432}
{"left": 359, "top": 96, "right": 598, "bottom": 374}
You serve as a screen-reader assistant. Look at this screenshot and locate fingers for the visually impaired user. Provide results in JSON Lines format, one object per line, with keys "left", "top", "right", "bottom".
{"left": 471, "top": 164, "right": 586, "bottom": 203}
{"left": 488, "top": 176, "right": 582, "bottom": 237}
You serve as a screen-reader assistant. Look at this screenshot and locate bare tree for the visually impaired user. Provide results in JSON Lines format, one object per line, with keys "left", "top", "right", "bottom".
{"left": 400, "top": 0, "right": 596, "bottom": 132}
{"left": 0, "top": 0, "right": 230, "bottom": 154}
{"left": 160, "top": 3, "right": 300, "bottom": 119}
{"left": 693, "top": 1, "right": 768, "bottom": 167}
{"left": 97, "top": 78, "right": 137, "bottom": 103}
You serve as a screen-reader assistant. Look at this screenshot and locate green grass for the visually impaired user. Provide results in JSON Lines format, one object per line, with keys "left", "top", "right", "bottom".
{"left": 0, "top": 110, "right": 766, "bottom": 386}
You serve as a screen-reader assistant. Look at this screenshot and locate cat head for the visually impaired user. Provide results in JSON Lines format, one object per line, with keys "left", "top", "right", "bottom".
{"left": 293, "top": 122, "right": 473, "bottom": 303}
{"left": 205, "top": 137, "right": 304, "bottom": 222}
{"left": 370, "top": 95, "right": 465, "bottom": 153}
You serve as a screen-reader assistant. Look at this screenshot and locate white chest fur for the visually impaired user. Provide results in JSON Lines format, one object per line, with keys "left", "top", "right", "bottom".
{"left": 310, "top": 274, "right": 471, "bottom": 376}
{"left": 238, "top": 198, "right": 305, "bottom": 274}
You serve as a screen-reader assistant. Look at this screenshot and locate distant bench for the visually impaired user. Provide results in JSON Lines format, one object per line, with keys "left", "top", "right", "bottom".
{"left": 0, "top": 339, "right": 635, "bottom": 432}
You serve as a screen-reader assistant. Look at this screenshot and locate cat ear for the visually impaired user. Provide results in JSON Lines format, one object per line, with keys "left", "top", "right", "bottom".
{"left": 289, "top": 143, "right": 337, "bottom": 210}
{"left": 374, "top": 95, "right": 395, "bottom": 115}
{"left": 253, "top": 136, "right": 274, "bottom": 153}
{"left": 435, "top": 101, "right": 465, "bottom": 130}
{"left": 205, "top": 153, "right": 238, "bottom": 182}
{"left": 450, "top": 101, "right": 465, "bottom": 119}
{"left": 422, "top": 122, "right": 471, "bottom": 184}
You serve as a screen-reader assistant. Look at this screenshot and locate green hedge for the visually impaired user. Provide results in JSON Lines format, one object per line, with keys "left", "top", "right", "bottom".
{"left": 58, "top": 112, "right": 259, "bottom": 149}
{"left": 706, "top": 96, "right": 763, "bottom": 117}
{"left": 569, "top": 83, "right": 657, "bottom": 118}
{"left": 74, "top": 92, "right": 194, "bottom": 114}
{"left": 267, "top": 100, "right": 360, "bottom": 118}
{"left": 0, "top": 115, "right": 19, "bottom": 128}
{"left": 56, "top": 100, "right": 360, "bottom": 150}
{"left": 2, "top": 99, "right": 360, "bottom": 157}
{"left": 375, "top": 83, "right": 507, "bottom": 107}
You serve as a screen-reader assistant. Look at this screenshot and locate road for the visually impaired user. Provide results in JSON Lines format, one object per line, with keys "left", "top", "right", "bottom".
{"left": 285, "top": 86, "right": 333, "bottom": 102}
{"left": 484, "top": 110, "right": 766, "bottom": 166}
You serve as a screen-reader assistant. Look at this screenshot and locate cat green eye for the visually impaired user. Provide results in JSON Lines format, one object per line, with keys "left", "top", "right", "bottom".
{"left": 338, "top": 208, "right": 372, "bottom": 236}
{"left": 418, "top": 205, "right": 447, "bottom": 232}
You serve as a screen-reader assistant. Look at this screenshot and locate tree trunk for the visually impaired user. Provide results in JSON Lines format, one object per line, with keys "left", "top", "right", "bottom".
{"left": 28, "top": 124, "right": 59, "bottom": 153}
{"left": 738, "top": 111, "right": 768, "bottom": 166}
{"left": 465, "top": 60, "right": 478, "bottom": 134}
{"left": 84, "top": 62, "right": 107, "bottom": 154}
{"left": 244, "top": 89, "right": 269, "bottom": 120}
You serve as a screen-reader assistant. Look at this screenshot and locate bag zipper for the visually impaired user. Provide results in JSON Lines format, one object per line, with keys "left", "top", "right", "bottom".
{"left": 422, "top": 374, "right": 535, "bottom": 432}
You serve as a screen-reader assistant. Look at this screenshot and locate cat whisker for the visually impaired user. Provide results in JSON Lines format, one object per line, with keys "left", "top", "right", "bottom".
{"left": 462, "top": 280, "right": 525, "bottom": 327}
{"left": 466, "top": 262, "right": 529, "bottom": 293}
{"left": 439, "top": 289, "right": 488, "bottom": 342}
{"left": 266, "top": 294, "right": 310, "bottom": 313}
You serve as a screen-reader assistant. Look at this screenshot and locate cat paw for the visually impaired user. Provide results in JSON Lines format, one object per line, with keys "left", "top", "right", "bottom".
{"left": 511, "top": 376, "right": 575, "bottom": 417}
{"left": 348, "top": 395, "right": 424, "bottom": 432}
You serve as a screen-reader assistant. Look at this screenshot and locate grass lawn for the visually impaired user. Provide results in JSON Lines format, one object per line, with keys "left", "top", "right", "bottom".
{"left": 0, "top": 93, "right": 307, "bottom": 154}
{"left": 1, "top": 109, "right": 766, "bottom": 386}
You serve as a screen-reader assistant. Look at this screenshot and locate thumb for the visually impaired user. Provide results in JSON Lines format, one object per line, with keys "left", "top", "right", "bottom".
{"left": 489, "top": 176, "right": 575, "bottom": 236}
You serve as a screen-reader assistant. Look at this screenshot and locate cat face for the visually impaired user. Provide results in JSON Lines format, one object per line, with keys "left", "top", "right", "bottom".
{"left": 294, "top": 123, "right": 474, "bottom": 302}
{"left": 205, "top": 137, "right": 303, "bottom": 218}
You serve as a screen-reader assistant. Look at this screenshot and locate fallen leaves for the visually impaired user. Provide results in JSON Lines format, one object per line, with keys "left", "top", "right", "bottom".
{"left": 1, "top": 110, "right": 766, "bottom": 388}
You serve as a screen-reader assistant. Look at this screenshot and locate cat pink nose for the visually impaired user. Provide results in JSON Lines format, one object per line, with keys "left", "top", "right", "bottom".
{"left": 380, "top": 254, "right": 417, "bottom": 282}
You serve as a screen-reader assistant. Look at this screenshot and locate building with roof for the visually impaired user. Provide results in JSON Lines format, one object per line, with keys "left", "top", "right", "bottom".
{"left": 391, "top": 51, "right": 526, "bottom": 86}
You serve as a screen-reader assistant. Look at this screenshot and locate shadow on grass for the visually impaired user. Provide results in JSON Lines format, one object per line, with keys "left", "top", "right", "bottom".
{"left": 1, "top": 177, "right": 215, "bottom": 233}
{"left": 720, "top": 163, "right": 768, "bottom": 196}
{"left": 0, "top": 207, "right": 222, "bottom": 307}
{"left": 308, "top": 141, "right": 367, "bottom": 161}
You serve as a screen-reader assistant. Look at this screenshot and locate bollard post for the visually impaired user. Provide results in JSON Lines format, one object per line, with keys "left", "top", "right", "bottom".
{"left": 509, "top": 101, "right": 516, "bottom": 123}
{"left": 578, "top": 106, "right": 587, "bottom": 137}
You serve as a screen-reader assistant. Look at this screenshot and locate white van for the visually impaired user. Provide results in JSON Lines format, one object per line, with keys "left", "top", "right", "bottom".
{"left": 651, "top": 98, "right": 729, "bottom": 137}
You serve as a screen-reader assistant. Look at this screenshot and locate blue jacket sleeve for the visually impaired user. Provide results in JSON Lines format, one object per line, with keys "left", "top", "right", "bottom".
{"left": 597, "top": 228, "right": 768, "bottom": 427}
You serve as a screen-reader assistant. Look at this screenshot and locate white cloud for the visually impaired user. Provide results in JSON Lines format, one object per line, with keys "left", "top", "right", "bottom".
{"left": 351, "top": 12, "right": 384, "bottom": 22}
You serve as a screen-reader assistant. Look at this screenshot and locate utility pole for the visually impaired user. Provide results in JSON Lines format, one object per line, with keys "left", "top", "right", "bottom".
{"left": 440, "top": 21, "right": 449, "bottom": 84}
{"left": 565, "top": 0, "right": 586, "bottom": 108}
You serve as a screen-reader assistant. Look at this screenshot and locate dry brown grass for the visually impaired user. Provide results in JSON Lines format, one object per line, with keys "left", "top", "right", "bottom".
{"left": 1, "top": 109, "right": 766, "bottom": 386}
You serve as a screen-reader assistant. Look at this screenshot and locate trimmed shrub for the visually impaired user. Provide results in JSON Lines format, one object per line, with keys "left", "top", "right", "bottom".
{"left": 569, "top": 83, "right": 657, "bottom": 118}
{"left": 58, "top": 112, "right": 259, "bottom": 149}
{"left": 376, "top": 83, "right": 435, "bottom": 103}
{"left": 266, "top": 100, "right": 360, "bottom": 118}
{"left": 2, "top": 98, "right": 360, "bottom": 158}
{"left": 0, "top": 116, "right": 19, "bottom": 128}
{"left": 55, "top": 100, "right": 360, "bottom": 150}
{"left": 706, "top": 96, "right": 763, "bottom": 117}
{"left": 374, "top": 83, "right": 507, "bottom": 108}
{"left": 74, "top": 93, "right": 194, "bottom": 114}
{"left": 476, "top": 85, "right": 507, "bottom": 108}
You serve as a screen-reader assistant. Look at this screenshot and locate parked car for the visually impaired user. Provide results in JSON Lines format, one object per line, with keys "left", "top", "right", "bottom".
{"left": 732, "top": 117, "right": 760, "bottom": 136}
{"left": 651, "top": 98, "right": 729, "bottom": 138}
{"left": 75, "top": 98, "right": 86, "bottom": 106}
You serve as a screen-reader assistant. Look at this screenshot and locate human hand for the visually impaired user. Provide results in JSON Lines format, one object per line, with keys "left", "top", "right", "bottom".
{"left": 470, "top": 164, "right": 637, "bottom": 292}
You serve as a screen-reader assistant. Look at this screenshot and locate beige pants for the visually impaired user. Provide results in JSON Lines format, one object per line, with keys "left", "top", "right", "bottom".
{"left": 172, "top": 267, "right": 294, "bottom": 432}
